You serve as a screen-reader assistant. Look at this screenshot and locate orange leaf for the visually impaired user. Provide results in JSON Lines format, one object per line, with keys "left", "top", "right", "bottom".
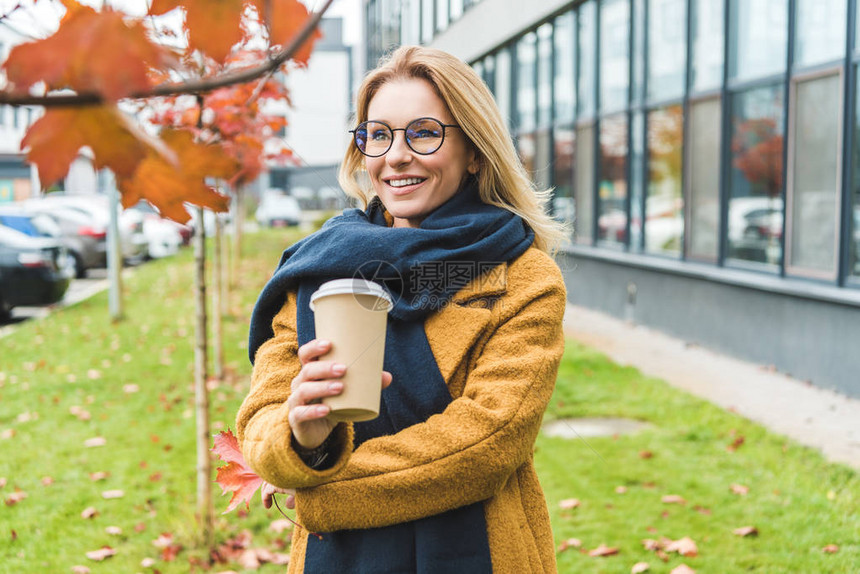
{"left": 631, "top": 563, "right": 650, "bottom": 574}
{"left": 150, "top": 0, "right": 245, "bottom": 63}
{"left": 822, "top": 544, "right": 839, "bottom": 554}
{"left": 661, "top": 494, "right": 687, "bottom": 505}
{"left": 212, "top": 429, "right": 263, "bottom": 513}
{"left": 559, "top": 498, "right": 581, "bottom": 510}
{"left": 118, "top": 130, "right": 236, "bottom": 223}
{"left": 733, "top": 526, "right": 758, "bottom": 537}
{"left": 4, "top": 5, "right": 175, "bottom": 100}
{"left": 265, "top": 0, "right": 321, "bottom": 66}
{"left": 670, "top": 566, "right": 695, "bottom": 574}
{"left": 588, "top": 544, "right": 619, "bottom": 557}
{"left": 22, "top": 106, "right": 149, "bottom": 188}
{"left": 665, "top": 537, "right": 698, "bottom": 557}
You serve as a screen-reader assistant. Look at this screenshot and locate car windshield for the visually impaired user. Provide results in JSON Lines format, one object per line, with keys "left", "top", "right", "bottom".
{"left": 0, "top": 214, "right": 58, "bottom": 237}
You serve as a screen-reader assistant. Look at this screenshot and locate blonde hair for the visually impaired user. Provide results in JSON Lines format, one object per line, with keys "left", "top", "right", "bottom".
{"left": 338, "top": 45, "right": 568, "bottom": 254}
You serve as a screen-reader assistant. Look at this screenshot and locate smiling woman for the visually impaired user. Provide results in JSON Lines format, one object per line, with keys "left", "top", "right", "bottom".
{"left": 237, "top": 46, "right": 568, "bottom": 574}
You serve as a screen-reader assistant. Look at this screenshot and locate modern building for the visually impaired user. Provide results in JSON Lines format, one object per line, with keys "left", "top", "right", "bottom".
{"left": 366, "top": 0, "right": 860, "bottom": 398}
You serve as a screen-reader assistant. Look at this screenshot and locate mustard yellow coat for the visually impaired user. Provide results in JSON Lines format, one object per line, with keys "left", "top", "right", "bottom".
{"left": 236, "top": 246, "right": 566, "bottom": 573}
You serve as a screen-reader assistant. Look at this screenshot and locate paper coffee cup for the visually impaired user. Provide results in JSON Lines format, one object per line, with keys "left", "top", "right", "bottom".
{"left": 310, "top": 279, "right": 393, "bottom": 422}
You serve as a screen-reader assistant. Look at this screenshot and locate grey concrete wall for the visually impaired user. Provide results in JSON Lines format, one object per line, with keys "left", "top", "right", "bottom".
{"left": 558, "top": 249, "right": 860, "bottom": 398}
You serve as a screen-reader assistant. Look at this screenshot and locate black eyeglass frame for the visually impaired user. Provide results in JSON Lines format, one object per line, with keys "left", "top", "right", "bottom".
{"left": 349, "top": 117, "right": 461, "bottom": 157}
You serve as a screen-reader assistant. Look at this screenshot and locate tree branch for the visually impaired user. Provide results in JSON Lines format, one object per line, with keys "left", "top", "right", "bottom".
{"left": 0, "top": 0, "right": 334, "bottom": 107}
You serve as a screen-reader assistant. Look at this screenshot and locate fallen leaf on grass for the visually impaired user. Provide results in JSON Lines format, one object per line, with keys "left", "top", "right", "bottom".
{"left": 140, "top": 557, "right": 156, "bottom": 567}
{"left": 588, "top": 544, "right": 619, "bottom": 557}
{"left": 10, "top": 529, "right": 17, "bottom": 541}
{"left": 727, "top": 435, "right": 745, "bottom": 452}
{"left": 70, "top": 566, "right": 91, "bottom": 574}
{"left": 1, "top": 429, "right": 16, "bottom": 439}
{"left": 102, "top": 490, "right": 125, "bottom": 499}
{"left": 0, "top": 477, "right": 6, "bottom": 488}
{"left": 670, "top": 565, "right": 695, "bottom": 574}
{"left": 730, "top": 483, "right": 749, "bottom": 495}
{"left": 822, "top": 544, "right": 839, "bottom": 553}
{"left": 615, "top": 486, "right": 628, "bottom": 494}
{"left": 733, "top": 526, "right": 758, "bottom": 537}
{"left": 557, "top": 538, "right": 582, "bottom": 552}
{"left": 85, "top": 546, "right": 116, "bottom": 561}
{"left": 105, "top": 526, "right": 122, "bottom": 535}
{"left": 81, "top": 507, "right": 99, "bottom": 519}
{"left": 123, "top": 384, "right": 139, "bottom": 393}
{"left": 5, "top": 490, "right": 27, "bottom": 505}
{"left": 41, "top": 476, "right": 54, "bottom": 486}
{"left": 665, "top": 537, "right": 698, "bottom": 557}
{"left": 661, "top": 495, "right": 686, "bottom": 505}
{"left": 84, "top": 437, "right": 106, "bottom": 448}
{"left": 631, "top": 563, "right": 650, "bottom": 573}
{"left": 559, "top": 498, "right": 581, "bottom": 510}
{"left": 238, "top": 549, "right": 260, "bottom": 569}
{"left": 89, "top": 471, "right": 109, "bottom": 481}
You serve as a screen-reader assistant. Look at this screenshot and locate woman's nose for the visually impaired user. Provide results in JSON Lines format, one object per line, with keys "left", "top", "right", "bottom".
{"left": 386, "top": 131, "right": 412, "bottom": 166}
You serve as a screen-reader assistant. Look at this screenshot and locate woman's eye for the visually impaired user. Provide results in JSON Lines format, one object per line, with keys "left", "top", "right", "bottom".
{"left": 411, "top": 129, "right": 438, "bottom": 139}
{"left": 370, "top": 130, "right": 391, "bottom": 141}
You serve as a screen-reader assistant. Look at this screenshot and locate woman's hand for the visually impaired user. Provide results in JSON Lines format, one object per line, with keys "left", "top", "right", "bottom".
{"left": 288, "top": 339, "right": 392, "bottom": 450}
{"left": 261, "top": 481, "right": 296, "bottom": 509}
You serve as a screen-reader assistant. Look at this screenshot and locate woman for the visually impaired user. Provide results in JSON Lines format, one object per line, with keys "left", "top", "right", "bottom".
{"left": 237, "top": 46, "right": 567, "bottom": 573}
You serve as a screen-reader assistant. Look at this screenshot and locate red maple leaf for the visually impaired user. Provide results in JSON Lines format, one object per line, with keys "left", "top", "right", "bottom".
{"left": 212, "top": 429, "right": 263, "bottom": 513}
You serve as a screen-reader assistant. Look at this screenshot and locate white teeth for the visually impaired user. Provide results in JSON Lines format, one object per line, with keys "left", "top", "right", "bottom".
{"left": 388, "top": 177, "right": 424, "bottom": 188}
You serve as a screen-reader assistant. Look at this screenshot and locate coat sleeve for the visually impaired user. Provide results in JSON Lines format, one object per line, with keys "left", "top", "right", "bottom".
{"left": 295, "top": 254, "right": 566, "bottom": 532}
{"left": 236, "top": 290, "right": 354, "bottom": 489}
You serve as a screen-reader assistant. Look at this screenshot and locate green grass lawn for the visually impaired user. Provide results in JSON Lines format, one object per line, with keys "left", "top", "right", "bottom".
{"left": 0, "top": 228, "right": 857, "bottom": 573}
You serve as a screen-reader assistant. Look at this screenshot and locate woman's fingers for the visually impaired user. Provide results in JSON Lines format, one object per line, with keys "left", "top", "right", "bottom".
{"left": 289, "top": 380, "right": 344, "bottom": 406}
{"left": 297, "top": 338, "right": 331, "bottom": 364}
{"left": 382, "top": 370, "right": 393, "bottom": 389}
{"left": 260, "top": 482, "right": 295, "bottom": 510}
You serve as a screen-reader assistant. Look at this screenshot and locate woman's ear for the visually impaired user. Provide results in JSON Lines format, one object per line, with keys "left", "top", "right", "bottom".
{"left": 467, "top": 151, "right": 480, "bottom": 175}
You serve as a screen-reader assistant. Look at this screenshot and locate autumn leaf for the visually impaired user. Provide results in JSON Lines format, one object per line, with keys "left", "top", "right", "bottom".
{"left": 85, "top": 546, "right": 116, "bottom": 561}
{"left": 84, "top": 437, "right": 106, "bottom": 447}
{"left": 265, "top": 0, "right": 321, "bottom": 65}
{"left": 733, "top": 526, "right": 758, "bottom": 537}
{"left": 212, "top": 429, "right": 263, "bottom": 513}
{"left": 118, "top": 129, "right": 237, "bottom": 223}
{"left": 102, "top": 490, "right": 125, "bottom": 499}
{"left": 631, "top": 563, "right": 650, "bottom": 574}
{"left": 665, "top": 537, "right": 698, "bottom": 557}
{"left": 3, "top": 4, "right": 176, "bottom": 99}
{"left": 822, "top": 544, "right": 839, "bottom": 553}
{"left": 588, "top": 544, "right": 620, "bottom": 557}
{"left": 661, "top": 494, "right": 686, "bottom": 505}
{"left": 730, "top": 483, "right": 749, "bottom": 495}
{"left": 150, "top": 0, "right": 246, "bottom": 63}
{"left": 81, "top": 507, "right": 99, "bottom": 519}
{"left": 22, "top": 106, "right": 149, "bottom": 188}
{"left": 559, "top": 498, "right": 581, "bottom": 510}
{"left": 557, "top": 538, "right": 582, "bottom": 553}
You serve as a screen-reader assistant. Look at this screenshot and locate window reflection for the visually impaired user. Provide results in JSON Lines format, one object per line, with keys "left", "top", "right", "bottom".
{"left": 691, "top": 0, "right": 724, "bottom": 92}
{"left": 579, "top": 0, "right": 597, "bottom": 117}
{"left": 688, "top": 97, "right": 722, "bottom": 261}
{"left": 853, "top": 68, "right": 860, "bottom": 277}
{"left": 517, "top": 33, "right": 537, "bottom": 132}
{"left": 648, "top": 0, "right": 686, "bottom": 102}
{"left": 554, "top": 11, "right": 576, "bottom": 124}
{"left": 727, "top": 85, "right": 784, "bottom": 268}
{"left": 788, "top": 73, "right": 841, "bottom": 276}
{"left": 646, "top": 105, "right": 684, "bottom": 255}
{"left": 553, "top": 126, "right": 576, "bottom": 228}
{"left": 729, "top": 0, "right": 787, "bottom": 82}
{"left": 598, "top": 114, "right": 629, "bottom": 245}
{"left": 575, "top": 125, "right": 595, "bottom": 243}
{"left": 600, "top": 0, "right": 630, "bottom": 113}
{"left": 795, "top": 0, "right": 846, "bottom": 68}
{"left": 495, "top": 48, "right": 512, "bottom": 125}
{"left": 631, "top": 0, "right": 646, "bottom": 104}
{"left": 630, "top": 111, "right": 645, "bottom": 251}
{"left": 537, "top": 24, "right": 553, "bottom": 127}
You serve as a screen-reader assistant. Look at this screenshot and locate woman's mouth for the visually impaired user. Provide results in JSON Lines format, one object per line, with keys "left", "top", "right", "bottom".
{"left": 387, "top": 177, "right": 426, "bottom": 188}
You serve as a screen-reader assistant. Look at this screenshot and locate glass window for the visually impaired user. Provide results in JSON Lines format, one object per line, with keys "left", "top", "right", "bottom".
{"left": 687, "top": 97, "right": 723, "bottom": 261}
{"left": 729, "top": 0, "right": 787, "bottom": 82}
{"left": 795, "top": 0, "right": 847, "bottom": 68}
{"left": 436, "top": 0, "right": 449, "bottom": 32}
{"left": 599, "top": 114, "right": 629, "bottom": 245}
{"left": 450, "top": 0, "right": 464, "bottom": 22}
{"left": 727, "top": 84, "right": 784, "bottom": 268}
{"left": 554, "top": 11, "right": 576, "bottom": 124}
{"left": 579, "top": 0, "right": 597, "bottom": 117}
{"left": 421, "top": 0, "right": 434, "bottom": 43}
{"left": 630, "top": 111, "right": 645, "bottom": 250}
{"left": 537, "top": 24, "right": 553, "bottom": 127}
{"left": 788, "top": 73, "right": 841, "bottom": 276}
{"left": 517, "top": 133, "right": 536, "bottom": 182}
{"left": 631, "top": 0, "right": 646, "bottom": 104}
{"left": 600, "top": 0, "right": 630, "bottom": 113}
{"left": 646, "top": 105, "right": 684, "bottom": 255}
{"left": 575, "top": 124, "right": 595, "bottom": 243}
{"left": 473, "top": 61, "right": 485, "bottom": 84}
{"left": 852, "top": 69, "right": 860, "bottom": 277}
{"left": 553, "top": 126, "right": 576, "bottom": 227}
{"left": 401, "top": 0, "right": 421, "bottom": 45}
{"left": 691, "top": 0, "right": 724, "bottom": 92}
{"left": 517, "top": 33, "right": 537, "bottom": 132}
{"left": 535, "top": 129, "right": 552, "bottom": 189}
{"left": 648, "top": 0, "right": 686, "bottom": 102}
{"left": 483, "top": 55, "right": 496, "bottom": 93}
{"left": 495, "top": 48, "right": 512, "bottom": 126}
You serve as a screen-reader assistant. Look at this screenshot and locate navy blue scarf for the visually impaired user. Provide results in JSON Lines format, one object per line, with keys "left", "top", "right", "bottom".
{"left": 248, "top": 181, "right": 533, "bottom": 573}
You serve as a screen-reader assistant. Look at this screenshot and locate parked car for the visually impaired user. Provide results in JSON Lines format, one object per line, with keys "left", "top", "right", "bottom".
{"left": 25, "top": 194, "right": 149, "bottom": 263}
{"left": 1, "top": 204, "right": 107, "bottom": 278}
{"left": 128, "top": 201, "right": 190, "bottom": 258}
{"left": 0, "top": 224, "right": 72, "bottom": 320}
{"left": 256, "top": 191, "right": 302, "bottom": 227}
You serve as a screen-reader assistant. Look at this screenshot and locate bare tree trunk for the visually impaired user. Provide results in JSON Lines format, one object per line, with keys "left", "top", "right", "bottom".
{"left": 193, "top": 207, "right": 214, "bottom": 547}
{"left": 220, "top": 210, "right": 230, "bottom": 317}
{"left": 231, "top": 185, "right": 244, "bottom": 290}
{"left": 212, "top": 214, "right": 224, "bottom": 381}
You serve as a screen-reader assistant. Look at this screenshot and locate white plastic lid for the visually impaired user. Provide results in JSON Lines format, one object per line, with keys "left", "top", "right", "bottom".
{"left": 309, "top": 278, "right": 393, "bottom": 311}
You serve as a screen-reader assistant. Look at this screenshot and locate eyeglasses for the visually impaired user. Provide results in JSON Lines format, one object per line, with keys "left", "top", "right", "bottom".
{"left": 350, "top": 117, "right": 461, "bottom": 157}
